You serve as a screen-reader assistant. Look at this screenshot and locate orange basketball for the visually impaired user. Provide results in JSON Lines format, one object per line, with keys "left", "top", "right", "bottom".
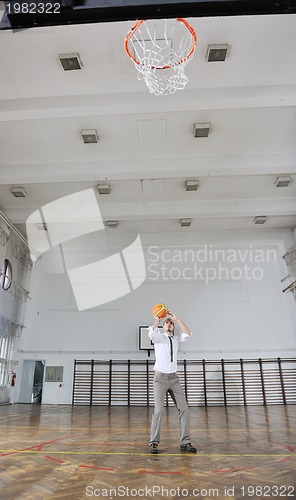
{"left": 152, "top": 303, "right": 168, "bottom": 319}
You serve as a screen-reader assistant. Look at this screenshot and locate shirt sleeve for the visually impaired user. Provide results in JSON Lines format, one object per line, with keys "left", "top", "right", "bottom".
{"left": 147, "top": 326, "right": 166, "bottom": 343}
{"left": 179, "top": 331, "right": 191, "bottom": 343}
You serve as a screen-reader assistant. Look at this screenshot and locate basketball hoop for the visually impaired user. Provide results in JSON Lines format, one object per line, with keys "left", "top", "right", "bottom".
{"left": 124, "top": 18, "right": 197, "bottom": 96}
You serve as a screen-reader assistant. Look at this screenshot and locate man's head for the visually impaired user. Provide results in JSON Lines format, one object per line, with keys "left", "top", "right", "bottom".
{"left": 163, "top": 318, "right": 174, "bottom": 335}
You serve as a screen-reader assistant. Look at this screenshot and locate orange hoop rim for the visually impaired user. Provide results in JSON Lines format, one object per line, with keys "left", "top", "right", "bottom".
{"left": 124, "top": 18, "right": 197, "bottom": 70}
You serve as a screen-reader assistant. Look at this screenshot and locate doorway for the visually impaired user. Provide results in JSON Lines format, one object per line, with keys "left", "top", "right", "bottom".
{"left": 19, "top": 360, "right": 45, "bottom": 403}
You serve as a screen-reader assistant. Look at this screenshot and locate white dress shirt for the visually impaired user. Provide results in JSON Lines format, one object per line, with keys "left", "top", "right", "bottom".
{"left": 148, "top": 326, "right": 189, "bottom": 373}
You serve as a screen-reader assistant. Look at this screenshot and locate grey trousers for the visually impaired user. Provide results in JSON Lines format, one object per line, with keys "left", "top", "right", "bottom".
{"left": 150, "top": 372, "right": 191, "bottom": 446}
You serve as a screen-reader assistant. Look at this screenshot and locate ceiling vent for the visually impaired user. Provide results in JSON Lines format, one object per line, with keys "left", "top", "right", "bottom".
{"left": 185, "top": 180, "right": 199, "bottom": 191}
{"left": 59, "top": 53, "right": 82, "bottom": 71}
{"left": 207, "top": 44, "right": 228, "bottom": 62}
{"left": 97, "top": 183, "right": 111, "bottom": 195}
{"left": 11, "top": 187, "right": 26, "bottom": 198}
{"left": 106, "top": 220, "right": 118, "bottom": 228}
{"left": 81, "top": 129, "right": 99, "bottom": 143}
{"left": 254, "top": 216, "right": 267, "bottom": 225}
{"left": 180, "top": 218, "right": 191, "bottom": 227}
{"left": 275, "top": 176, "right": 292, "bottom": 187}
{"left": 193, "top": 123, "right": 210, "bottom": 138}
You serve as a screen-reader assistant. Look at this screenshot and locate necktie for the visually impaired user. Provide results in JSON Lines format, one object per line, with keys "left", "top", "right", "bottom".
{"left": 169, "top": 336, "right": 173, "bottom": 362}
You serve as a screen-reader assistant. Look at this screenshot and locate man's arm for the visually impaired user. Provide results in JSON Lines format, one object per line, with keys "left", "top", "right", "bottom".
{"left": 169, "top": 312, "right": 192, "bottom": 336}
{"left": 148, "top": 317, "right": 166, "bottom": 343}
{"left": 152, "top": 317, "right": 161, "bottom": 330}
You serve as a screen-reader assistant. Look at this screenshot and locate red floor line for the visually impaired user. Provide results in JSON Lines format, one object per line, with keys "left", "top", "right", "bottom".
{"left": 44, "top": 455, "right": 65, "bottom": 463}
{"left": 0, "top": 435, "right": 74, "bottom": 457}
{"left": 36, "top": 438, "right": 65, "bottom": 452}
{"left": 79, "top": 464, "right": 114, "bottom": 471}
{"left": 273, "top": 442, "right": 296, "bottom": 452}
{"left": 276, "top": 456, "right": 293, "bottom": 463}
{"left": 138, "top": 469, "right": 182, "bottom": 475}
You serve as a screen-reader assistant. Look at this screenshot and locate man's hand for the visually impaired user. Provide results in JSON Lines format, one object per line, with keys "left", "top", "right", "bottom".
{"left": 168, "top": 311, "right": 192, "bottom": 336}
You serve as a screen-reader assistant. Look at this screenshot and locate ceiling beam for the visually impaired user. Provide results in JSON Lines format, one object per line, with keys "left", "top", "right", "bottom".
{"left": 1, "top": 0, "right": 296, "bottom": 30}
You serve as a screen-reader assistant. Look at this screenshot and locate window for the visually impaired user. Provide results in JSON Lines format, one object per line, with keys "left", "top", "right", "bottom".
{"left": 1, "top": 258, "right": 12, "bottom": 290}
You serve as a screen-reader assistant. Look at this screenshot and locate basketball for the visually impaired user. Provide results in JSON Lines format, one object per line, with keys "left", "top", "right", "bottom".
{"left": 152, "top": 303, "right": 168, "bottom": 318}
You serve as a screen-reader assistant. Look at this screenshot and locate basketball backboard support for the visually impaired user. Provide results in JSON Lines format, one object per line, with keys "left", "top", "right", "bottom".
{"left": 1, "top": 0, "right": 296, "bottom": 30}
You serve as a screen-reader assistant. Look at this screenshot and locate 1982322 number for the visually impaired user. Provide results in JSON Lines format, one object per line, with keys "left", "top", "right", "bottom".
{"left": 6, "top": 2, "right": 61, "bottom": 14}
{"left": 240, "top": 485, "right": 295, "bottom": 497}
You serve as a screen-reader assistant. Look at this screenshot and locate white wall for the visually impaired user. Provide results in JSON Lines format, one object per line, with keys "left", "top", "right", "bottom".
{"left": 17, "top": 227, "right": 296, "bottom": 404}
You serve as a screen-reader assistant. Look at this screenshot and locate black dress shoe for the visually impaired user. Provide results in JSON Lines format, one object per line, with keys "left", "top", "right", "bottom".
{"left": 180, "top": 443, "right": 197, "bottom": 453}
{"left": 149, "top": 443, "right": 159, "bottom": 454}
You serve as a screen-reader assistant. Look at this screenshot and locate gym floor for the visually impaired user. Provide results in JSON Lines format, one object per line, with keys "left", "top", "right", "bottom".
{"left": 0, "top": 404, "right": 295, "bottom": 499}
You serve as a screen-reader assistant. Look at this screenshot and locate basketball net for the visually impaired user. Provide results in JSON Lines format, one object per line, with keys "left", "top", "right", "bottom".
{"left": 124, "top": 18, "right": 197, "bottom": 96}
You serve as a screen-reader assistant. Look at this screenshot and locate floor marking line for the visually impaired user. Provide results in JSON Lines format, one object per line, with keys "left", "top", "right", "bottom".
{"left": 78, "top": 465, "right": 114, "bottom": 471}
{"left": 2, "top": 425, "right": 294, "bottom": 432}
{"left": 44, "top": 455, "right": 66, "bottom": 463}
{"left": 0, "top": 450, "right": 295, "bottom": 457}
{"left": 139, "top": 470, "right": 182, "bottom": 475}
{"left": 0, "top": 434, "right": 75, "bottom": 457}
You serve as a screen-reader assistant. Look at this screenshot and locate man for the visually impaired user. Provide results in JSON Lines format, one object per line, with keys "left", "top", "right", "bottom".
{"left": 148, "top": 311, "right": 197, "bottom": 454}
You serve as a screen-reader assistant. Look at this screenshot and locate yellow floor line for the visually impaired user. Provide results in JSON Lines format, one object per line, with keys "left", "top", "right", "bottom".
{"left": 0, "top": 450, "right": 295, "bottom": 457}
{"left": 0, "top": 425, "right": 294, "bottom": 432}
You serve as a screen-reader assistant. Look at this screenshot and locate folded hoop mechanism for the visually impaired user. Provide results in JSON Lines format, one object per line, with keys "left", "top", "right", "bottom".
{"left": 124, "top": 18, "right": 197, "bottom": 96}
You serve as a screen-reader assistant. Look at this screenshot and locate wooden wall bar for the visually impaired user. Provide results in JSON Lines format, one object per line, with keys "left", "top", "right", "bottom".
{"left": 72, "top": 357, "right": 296, "bottom": 407}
